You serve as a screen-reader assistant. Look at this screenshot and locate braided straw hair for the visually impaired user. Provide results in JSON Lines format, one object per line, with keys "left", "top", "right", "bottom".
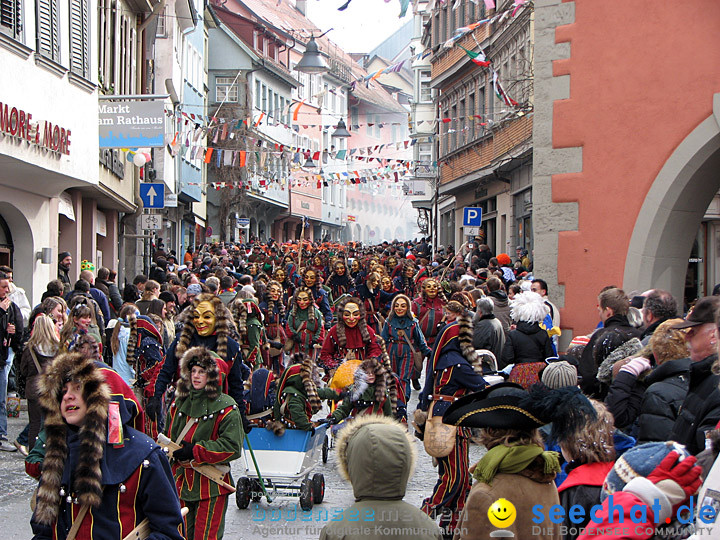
{"left": 335, "top": 296, "right": 370, "bottom": 348}
{"left": 125, "top": 312, "right": 138, "bottom": 372}
{"left": 175, "top": 293, "right": 235, "bottom": 361}
{"left": 297, "top": 353, "right": 322, "bottom": 414}
{"left": 375, "top": 335, "right": 398, "bottom": 413}
{"left": 35, "top": 353, "right": 109, "bottom": 525}
{"left": 291, "top": 286, "right": 317, "bottom": 321}
{"left": 264, "top": 280, "right": 286, "bottom": 323}
{"left": 421, "top": 278, "right": 447, "bottom": 303}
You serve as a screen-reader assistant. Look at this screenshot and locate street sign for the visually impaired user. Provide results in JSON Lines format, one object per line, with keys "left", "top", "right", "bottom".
{"left": 141, "top": 214, "right": 162, "bottom": 230}
{"left": 237, "top": 218, "right": 250, "bottom": 229}
{"left": 140, "top": 183, "right": 165, "bottom": 208}
{"left": 463, "top": 207, "right": 483, "bottom": 227}
{"left": 465, "top": 227, "right": 479, "bottom": 236}
{"left": 165, "top": 192, "right": 178, "bottom": 208}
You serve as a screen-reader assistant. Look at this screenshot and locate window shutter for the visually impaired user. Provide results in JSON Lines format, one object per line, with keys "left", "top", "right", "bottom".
{"left": 37, "top": 0, "right": 59, "bottom": 61}
{"left": 70, "top": 0, "right": 90, "bottom": 77}
{"left": 0, "top": 0, "right": 22, "bottom": 40}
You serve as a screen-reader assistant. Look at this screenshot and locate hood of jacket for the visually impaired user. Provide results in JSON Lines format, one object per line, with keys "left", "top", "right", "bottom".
{"left": 644, "top": 357, "right": 691, "bottom": 386}
{"left": 336, "top": 416, "right": 417, "bottom": 501}
{"left": 489, "top": 290, "right": 508, "bottom": 306}
{"left": 515, "top": 321, "right": 543, "bottom": 335}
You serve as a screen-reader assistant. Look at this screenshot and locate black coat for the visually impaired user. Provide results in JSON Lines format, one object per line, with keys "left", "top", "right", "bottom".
{"left": 637, "top": 357, "right": 690, "bottom": 443}
{"left": 669, "top": 354, "right": 720, "bottom": 454}
{"left": 604, "top": 370, "right": 644, "bottom": 436}
{"left": 579, "top": 314, "right": 642, "bottom": 397}
{"left": 472, "top": 314, "right": 505, "bottom": 361}
{"left": 499, "top": 321, "right": 554, "bottom": 369}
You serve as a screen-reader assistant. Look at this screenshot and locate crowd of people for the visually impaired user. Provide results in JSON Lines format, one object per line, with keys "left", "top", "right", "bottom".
{"left": 3, "top": 237, "right": 720, "bottom": 539}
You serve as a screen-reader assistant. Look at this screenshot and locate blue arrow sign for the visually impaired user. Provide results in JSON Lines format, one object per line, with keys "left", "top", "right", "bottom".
{"left": 463, "top": 207, "right": 482, "bottom": 227}
{"left": 139, "top": 183, "right": 165, "bottom": 209}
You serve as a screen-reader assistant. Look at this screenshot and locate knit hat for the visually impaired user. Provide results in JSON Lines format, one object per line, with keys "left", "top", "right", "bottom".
{"left": 541, "top": 361, "right": 578, "bottom": 389}
{"left": 80, "top": 260, "right": 95, "bottom": 273}
{"left": 601, "top": 441, "right": 690, "bottom": 501}
{"left": 58, "top": 251, "right": 71, "bottom": 261}
{"left": 186, "top": 283, "right": 203, "bottom": 295}
{"left": 569, "top": 335, "right": 590, "bottom": 348}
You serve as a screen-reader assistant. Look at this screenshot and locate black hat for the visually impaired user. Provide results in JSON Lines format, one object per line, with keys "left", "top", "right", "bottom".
{"left": 59, "top": 251, "right": 71, "bottom": 261}
{"left": 671, "top": 296, "right": 720, "bottom": 329}
{"left": 442, "top": 383, "right": 547, "bottom": 431}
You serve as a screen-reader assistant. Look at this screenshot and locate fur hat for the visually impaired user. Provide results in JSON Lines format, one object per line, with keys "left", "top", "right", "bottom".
{"left": 649, "top": 318, "right": 690, "bottom": 365}
{"left": 175, "top": 294, "right": 235, "bottom": 361}
{"left": 266, "top": 353, "right": 322, "bottom": 437}
{"left": 176, "top": 346, "right": 222, "bottom": 400}
{"left": 35, "top": 353, "right": 110, "bottom": 525}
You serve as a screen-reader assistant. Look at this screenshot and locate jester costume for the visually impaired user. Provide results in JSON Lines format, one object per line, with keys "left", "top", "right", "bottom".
{"left": 319, "top": 324, "right": 382, "bottom": 371}
{"left": 355, "top": 281, "right": 383, "bottom": 333}
{"left": 411, "top": 295, "right": 446, "bottom": 349}
{"left": 266, "top": 353, "right": 338, "bottom": 434}
{"left": 165, "top": 347, "right": 243, "bottom": 540}
{"left": 127, "top": 314, "right": 165, "bottom": 437}
{"left": 231, "top": 297, "right": 267, "bottom": 370}
{"left": 326, "top": 268, "right": 354, "bottom": 305}
{"left": 417, "top": 313, "right": 487, "bottom": 532}
{"left": 330, "top": 357, "right": 394, "bottom": 423}
{"left": 286, "top": 300, "right": 324, "bottom": 356}
{"left": 30, "top": 353, "right": 185, "bottom": 540}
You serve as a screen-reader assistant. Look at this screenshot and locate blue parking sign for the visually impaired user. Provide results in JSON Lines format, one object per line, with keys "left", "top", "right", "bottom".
{"left": 463, "top": 207, "right": 482, "bottom": 227}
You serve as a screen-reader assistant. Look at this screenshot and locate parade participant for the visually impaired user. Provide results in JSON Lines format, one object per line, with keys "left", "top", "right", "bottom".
{"left": 230, "top": 291, "right": 267, "bottom": 370}
{"left": 108, "top": 304, "right": 138, "bottom": 385}
{"left": 301, "top": 268, "right": 333, "bottom": 328}
{"left": 272, "top": 268, "right": 294, "bottom": 300}
{"left": 394, "top": 261, "right": 416, "bottom": 301}
{"left": 329, "top": 356, "right": 395, "bottom": 423}
{"left": 411, "top": 277, "right": 447, "bottom": 389}
{"left": 265, "top": 352, "right": 340, "bottom": 435}
{"left": 382, "top": 294, "right": 432, "bottom": 418}
{"left": 259, "top": 280, "right": 287, "bottom": 373}
{"left": 326, "top": 260, "right": 354, "bottom": 304}
{"left": 500, "top": 290, "right": 555, "bottom": 369}
{"left": 147, "top": 294, "right": 251, "bottom": 434}
{"left": 164, "top": 347, "right": 242, "bottom": 540}
{"left": 286, "top": 286, "right": 324, "bottom": 357}
{"left": 349, "top": 259, "right": 362, "bottom": 286}
{"left": 415, "top": 302, "right": 486, "bottom": 534}
{"left": 31, "top": 352, "right": 184, "bottom": 540}
{"left": 441, "top": 383, "right": 595, "bottom": 540}
{"left": 378, "top": 274, "right": 399, "bottom": 316}
{"left": 126, "top": 314, "right": 165, "bottom": 437}
{"left": 320, "top": 416, "right": 443, "bottom": 540}
{"left": 319, "top": 297, "right": 384, "bottom": 372}
{"left": 59, "top": 302, "right": 101, "bottom": 352}
{"left": 355, "top": 271, "right": 383, "bottom": 333}
{"left": 311, "top": 254, "right": 327, "bottom": 281}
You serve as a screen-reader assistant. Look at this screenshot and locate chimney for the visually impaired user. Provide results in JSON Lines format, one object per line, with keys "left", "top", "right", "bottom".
{"left": 295, "top": 0, "right": 307, "bottom": 15}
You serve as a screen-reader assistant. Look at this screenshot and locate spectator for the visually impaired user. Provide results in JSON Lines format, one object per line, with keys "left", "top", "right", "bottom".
{"left": 136, "top": 279, "right": 160, "bottom": 315}
{"left": 500, "top": 291, "right": 554, "bottom": 369}
{"left": 669, "top": 296, "right": 720, "bottom": 454}
{"left": 122, "top": 283, "right": 140, "bottom": 304}
{"left": 472, "top": 296, "right": 505, "bottom": 360}
{"left": 531, "top": 278, "right": 560, "bottom": 330}
{"left": 79, "top": 269, "right": 112, "bottom": 323}
{"left": 133, "top": 274, "right": 148, "bottom": 293}
{"left": 108, "top": 304, "right": 137, "bottom": 385}
{"left": 639, "top": 289, "right": 678, "bottom": 345}
{"left": 0, "top": 271, "right": 23, "bottom": 451}
{"left": 65, "top": 280, "right": 105, "bottom": 334}
{"left": 57, "top": 251, "right": 72, "bottom": 294}
{"left": 486, "top": 276, "right": 512, "bottom": 335}
{"left": 95, "top": 267, "right": 123, "bottom": 313}
{"left": 205, "top": 276, "right": 220, "bottom": 295}
{"left": 41, "top": 279, "right": 65, "bottom": 302}
{"left": 0, "top": 265, "right": 31, "bottom": 325}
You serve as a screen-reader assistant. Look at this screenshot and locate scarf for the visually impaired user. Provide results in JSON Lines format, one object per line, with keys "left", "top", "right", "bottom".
{"left": 473, "top": 444, "right": 560, "bottom": 485}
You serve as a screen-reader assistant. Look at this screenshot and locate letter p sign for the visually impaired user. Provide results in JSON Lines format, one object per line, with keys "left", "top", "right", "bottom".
{"left": 463, "top": 207, "right": 483, "bottom": 227}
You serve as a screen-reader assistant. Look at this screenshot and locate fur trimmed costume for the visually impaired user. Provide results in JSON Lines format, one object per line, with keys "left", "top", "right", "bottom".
{"left": 330, "top": 357, "right": 394, "bottom": 423}
{"left": 165, "top": 347, "right": 243, "bottom": 540}
{"left": 418, "top": 313, "right": 487, "bottom": 533}
{"left": 266, "top": 353, "right": 339, "bottom": 435}
{"left": 127, "top": 314, "right": 165, "bottom": 437}
{"left": 286, "top": 286, "right": 325, "bottom": 357}
{"left": 31, "top": 352, "right": 184, "bottom": 540}
{"left": 230, "top": 297, "right": 268, "bottom": 370}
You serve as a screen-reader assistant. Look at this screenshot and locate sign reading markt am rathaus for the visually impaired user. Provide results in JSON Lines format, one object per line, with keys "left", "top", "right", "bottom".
{"left": 98, "top": 100, "right": 165, "bottom": 148}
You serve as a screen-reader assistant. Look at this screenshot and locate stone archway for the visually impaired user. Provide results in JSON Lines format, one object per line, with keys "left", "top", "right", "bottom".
{"left": 0, "top": 202, "right": 35, "bottom": 298}
{"left": 624, "top": 95, "right": 720, "bottom": 304}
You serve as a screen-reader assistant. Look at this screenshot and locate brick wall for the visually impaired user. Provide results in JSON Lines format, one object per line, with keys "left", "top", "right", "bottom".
{"left": 432, "top": 26, "right": 491, "bottom": 78}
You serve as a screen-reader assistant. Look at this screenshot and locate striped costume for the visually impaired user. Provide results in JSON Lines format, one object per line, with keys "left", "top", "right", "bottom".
{"left": 286, "top": 307, "right": 324, "bottom": 356}
{"left": 380, "top": 314, "right": 432, "bottom": 403}
{"left": 419, "top": 316, "right": 486, "bottom": 533}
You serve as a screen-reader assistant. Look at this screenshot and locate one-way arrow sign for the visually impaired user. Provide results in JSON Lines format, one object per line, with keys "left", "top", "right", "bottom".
{"left": 139, "top": 183, "right": 165, "bottom": 209}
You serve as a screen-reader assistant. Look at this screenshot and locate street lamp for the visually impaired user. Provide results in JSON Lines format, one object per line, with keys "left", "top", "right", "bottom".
{"left": 303, "top": 154, "right": 316, "bottom": 168}
{"left": 332, "top": 118, "right": 351, "bottom": 138}
{"left": 295, "top": 36, "right": 329, "bottom": 74}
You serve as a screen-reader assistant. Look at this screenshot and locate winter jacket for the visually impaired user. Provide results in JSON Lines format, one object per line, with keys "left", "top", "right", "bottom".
{"left": 320, "top": 416, "right": 442, "bottom": 540}
{"left": 579, "top": 315, "right": 642, "bottom": 398}
{"left": 95, "top": 278, "right": 123, "bottom": 313}
{"left": 455, "top": 455, "right": 561, "bottom": 540}
{"left": 472, "top": 314, "right": 505, "bottom": 360}
{"left": 0, "top": 300, "right": 23, "bottom": 367}
{"left": 57, "top": 263, "right": 71, "bottom": 295}
{"left": 604, "top": 370, "right": 645, "bottom": 436}
{"left": 558, "top": 461, "right": 615, "bottom": 540}
{"left": 499, "top": 321, "right": 555, "bottom": 369}
{"left": 489, "top": 290, "right": 512, "bottom": 335}
{"left": 636, "top": 357, "right": 690, "bottom": 443}
{"left": 669, "top": 354, "right": 720, "bottom": 454}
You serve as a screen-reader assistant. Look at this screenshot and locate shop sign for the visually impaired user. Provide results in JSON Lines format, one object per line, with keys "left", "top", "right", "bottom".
{"left": 99, "top": 149, "right": 125, "bottom": 179}
{"left": 99, "top": 101, "right": 165, "bottom": 148}
{"left": 689, "top": 258, "right": 704, "bottom": 263}
{"left": 96, "top": 211, "right": 107, "bottom": 237}
{"left": 0, "top": 101, "right": 72, "bottom": 155}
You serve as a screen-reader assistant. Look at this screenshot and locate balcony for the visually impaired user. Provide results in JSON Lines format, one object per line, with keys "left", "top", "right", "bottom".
{"left": 328, "top": 58, "right": 354, "bottom": 85}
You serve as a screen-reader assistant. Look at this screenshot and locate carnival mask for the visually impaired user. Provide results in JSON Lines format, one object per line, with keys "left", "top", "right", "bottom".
{"left": 192, "top": 301, "right": 216, "bottom": 336}
{"left": 275, "top": 270, "right": 286, "bottom": 282}
{"left": 404, "top": 265, "right": 415, "bottom": 278}
{"left": 269, "top": 285, "right": 281, "bottom": 301}
{"left": 296, "top": 292, "right": 311, "bottom": 310}
{"left": 351, "top": 260, "right": 360, "bottom": 273}
{"left": 393, "top": 298, "right": 409, "bottom": 318}
{"left": 342, "top": 302, "right": 361, "bottom": 328}
{"left": 335, "top": 264, "right": 346, "bottom": 276}
{"left": 423, "top": 280, "right": 439, "bottom": 298}
{"left": 248, "top": 264, "right": 257, "bottom": 275}
{"left": 381, "top": 276, "right": 392, "bottom": 291}
{"left": 303, "top": 271, "right": 317, "bottom": 288}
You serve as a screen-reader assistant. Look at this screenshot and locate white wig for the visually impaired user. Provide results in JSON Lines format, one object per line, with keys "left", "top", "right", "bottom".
{"left": 510, "top": 291, "right": 548, "bottom": 323}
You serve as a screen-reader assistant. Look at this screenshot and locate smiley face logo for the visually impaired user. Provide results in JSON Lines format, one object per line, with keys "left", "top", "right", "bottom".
{"left": 487, "top": 498, "right": 516, "bottom": 528}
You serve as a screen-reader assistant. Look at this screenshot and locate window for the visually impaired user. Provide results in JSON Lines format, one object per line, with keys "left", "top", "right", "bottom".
{"left": 274, "top": 93, "right": 279, "bottom": 120}
{"left": 69, "top": 0, "right": 90, "bottom": 78}
{"left": 216, "top": 77, "right": 238, "bottom": 102}
{"left": 450, "top": 104, "right": 457, "bottom": 151}
{"left": 458, "top": 98, "right": 466, "bottom": 146}
{"left": 366, "top": 113, "right": 373, "bottom": 136}
{"left": 261, "top": 84, "right": 267, "bottom": 114}
{"left": 433, "top": 11, "right": 440, "bottom": 48}
{"left": 440, "top": 7, "right": 447, "bottom": 43}
{"left": 37, "top": 0, "right": 60, "bottom": 61}
{"left": 468, "top": 92, "right": 475, "bottom": 140}
{"left": 156, "top": 6, "right": 167, "bottom": 37}
{"left": 267, "top": 88, "right": 274, "bottom": 115}
{"left": 255, "top": 79, "right": 262, "bottom": 108}
{"left": 419, "top": 69, "right": 432, "bottom": 102}
{"left": 351, "top": 106, "right": 359, "bottom": 127}
{"left": 1, "top": 0, "right": 22, "bottom": 41}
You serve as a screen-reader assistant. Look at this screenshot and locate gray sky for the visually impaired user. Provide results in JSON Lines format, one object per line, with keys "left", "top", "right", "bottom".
{"left": 306, "top": 0, "right": 411, "bottom": 53}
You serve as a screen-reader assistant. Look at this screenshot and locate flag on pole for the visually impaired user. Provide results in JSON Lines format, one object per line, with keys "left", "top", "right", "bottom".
{"left": 458, "top": 45, "right": 491, "bottom": 67}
